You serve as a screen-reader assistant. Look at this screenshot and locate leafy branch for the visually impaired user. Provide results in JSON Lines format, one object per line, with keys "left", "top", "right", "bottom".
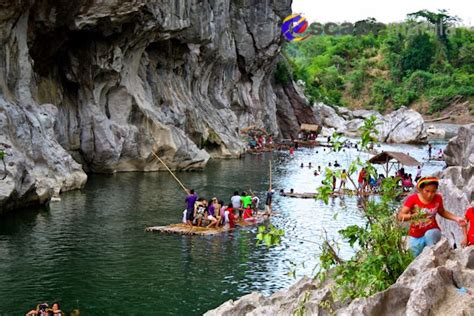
{"left": 256, "top": 224, "right": 285, "bottom": 247}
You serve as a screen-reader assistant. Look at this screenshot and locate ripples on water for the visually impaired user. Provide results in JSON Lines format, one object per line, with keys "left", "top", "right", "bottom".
{"left": 0, "top": 142, "right": 446, "bottom": 314}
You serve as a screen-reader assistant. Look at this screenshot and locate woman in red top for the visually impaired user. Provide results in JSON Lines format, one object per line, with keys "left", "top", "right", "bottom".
{"left": 462, "top": 204, "right": 474, "bottom": 247}
{"left": 398, "top": 177, "right": 466, "bottom": 256}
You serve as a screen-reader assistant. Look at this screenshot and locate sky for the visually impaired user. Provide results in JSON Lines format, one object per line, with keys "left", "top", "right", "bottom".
{"left": 292, "top": 0, "right": 474, "bottom": 26}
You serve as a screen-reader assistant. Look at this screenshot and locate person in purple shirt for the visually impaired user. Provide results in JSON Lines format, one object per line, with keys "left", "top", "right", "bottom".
{"left": 185, "top": 189, "right": 198, "bottom": 226}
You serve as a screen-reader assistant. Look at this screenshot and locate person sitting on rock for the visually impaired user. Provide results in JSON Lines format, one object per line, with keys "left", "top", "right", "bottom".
{"left": 334, "top": 160, "right": 340, "bottom": 167}
{"left": 462, "top": 202, "right": 474, "bottom": 248}
{"left": 397, "top": 177, "right": 466, "bottom": 256}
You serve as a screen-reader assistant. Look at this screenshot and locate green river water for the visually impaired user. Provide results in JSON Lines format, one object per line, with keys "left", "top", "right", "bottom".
{"left": 0, "top": 142, "right": 446, "bottom": 315}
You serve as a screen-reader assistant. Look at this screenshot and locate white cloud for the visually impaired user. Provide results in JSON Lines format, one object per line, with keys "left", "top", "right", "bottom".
{"left": 292, "top": 0, "right": 473, "bottom": 26}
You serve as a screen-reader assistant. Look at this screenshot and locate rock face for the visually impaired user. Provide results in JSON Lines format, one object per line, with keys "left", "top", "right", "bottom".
{"left": 443, "top": 124, "right": 474, "bottom": 167}
{"left": 438, "top": 123, "right": 474, "bottom": 247}
{"left": 378, "top": 107, "right": 427, "bottom": 143}
{"left": 0, "top": 0, "right": 311, "bottom": 212}
{"left": 205, "top": 239, "right": 474, "bottom": 316}
{"left": 0, "top": 98, "right": 87, "bottom": 214}
{"left": 275, "top": 82, "right": 321, "bottom": 139}
{"left": 313, "top": 103, "right": 347, "bottom": 132}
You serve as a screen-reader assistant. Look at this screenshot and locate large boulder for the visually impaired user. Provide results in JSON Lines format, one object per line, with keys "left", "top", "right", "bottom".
{"left": 345, "top": 118, "right": 366, "bottom": 136}
{"left": 351, "top": 109, "right": 384, "bottom": 121}
{"left": 0, "top": 99, "right": 87, "bottom": 214}
{"left": 443, "top": 124, "right": 474, "bottom": 167}
{"left": 378, "top": 107, "right": 427, "bottom": 143}
{"left": 426, "top": 125, "right": 446, "bottom": 140}
{"left": 313, "top": 103, "right": 347, "bottom": 132}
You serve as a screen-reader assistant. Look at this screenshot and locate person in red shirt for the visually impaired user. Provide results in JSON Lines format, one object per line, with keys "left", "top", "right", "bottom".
{"left": 357, "top": 168, "right": 366, "bottom": 193}
{"left": 289, "top": 146, "right": 295, "bottom": 156}
{"left": 228, "top": 209, "right": 236, "bottom": 229}
{"left": 243, "top": 206, "right": 256, "bottom": 222}
{"left": 398, "top": 177, "right": 466, "bottom": 256}
{"left": 462, "top": 204, "right": 474, "bottom": 247}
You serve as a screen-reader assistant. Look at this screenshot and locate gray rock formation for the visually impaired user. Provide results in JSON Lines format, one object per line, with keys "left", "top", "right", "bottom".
{"left": 0, "top": 98, "right": 87, "bottom": 214}
{"left": 205, "top": 239, "right": 474, "bottom": 316}
{"left": 275, "top": 82, "right": 320, "bottom": 140}
{"left": 438, "top": 123, "right": 474, "bottom": 247}
{"left": 313, "top": 102, "right": 347, "bottom": 132}
{"left": 1, "top": 0, "right": 318, "bottom": 212}
{"left": 314, "top": 104, "right": 428, "bottom": 143}
{"left": 443, "top": 124, "right": 474, "bottom": 167}
{"left": 378, "top": 107, "right": 427, "bottom": 144}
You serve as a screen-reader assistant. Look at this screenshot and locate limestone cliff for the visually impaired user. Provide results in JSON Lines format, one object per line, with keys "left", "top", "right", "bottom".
{"left": 0, "top": 1, "right": 319, "bottom": 213}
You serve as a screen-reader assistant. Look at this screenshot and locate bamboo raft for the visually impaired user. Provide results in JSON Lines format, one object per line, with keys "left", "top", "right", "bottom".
{"left": 146, "top": 212, "right": 274, "bottom": 236}
{"left": 146, "top": 223, "right": 229, "bottom": 236}
{"left": 280, "top": 189, "right": 409, "bottom": 199}
{"left": 294, "top": 140, "right": 319, "bottom": 148}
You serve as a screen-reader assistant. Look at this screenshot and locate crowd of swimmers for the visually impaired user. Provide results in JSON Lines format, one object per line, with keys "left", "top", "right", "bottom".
{"left": 292, "top": 158, "right": 428, "bottom": 195}
{"left": 183, "top": 189, "right": 274, "bottom": 229}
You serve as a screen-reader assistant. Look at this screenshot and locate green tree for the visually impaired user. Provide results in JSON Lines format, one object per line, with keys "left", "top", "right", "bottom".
{"left": 401, "top": 33, "right": 436, "bottom": 75}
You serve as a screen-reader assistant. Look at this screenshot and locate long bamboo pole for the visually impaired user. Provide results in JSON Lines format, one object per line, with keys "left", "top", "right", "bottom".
{"left": 269, "top": 160, "right": 272, "bottom": 190}
{"left": 152, "top": 152, "right": 188, "bottom": 194}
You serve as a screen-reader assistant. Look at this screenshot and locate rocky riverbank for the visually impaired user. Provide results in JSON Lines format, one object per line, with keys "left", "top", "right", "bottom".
{"left": 314, "top": 103, "right": 460, "bottom": 143}
{"left": 206, "top": 123, "right": 474, "bottom": 315}
{"left": 205, "top": 239, "right": 474, "bottom": 316}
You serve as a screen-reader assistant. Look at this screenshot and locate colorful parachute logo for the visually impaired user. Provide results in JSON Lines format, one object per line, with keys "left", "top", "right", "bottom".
{"left": 281, "top": 14, "right": 310, "bottom": 42}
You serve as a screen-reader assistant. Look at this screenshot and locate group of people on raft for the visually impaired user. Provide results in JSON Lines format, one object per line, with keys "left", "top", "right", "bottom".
{"left": 397, "top": 176, "right": 473, "bottom": 256}
{"left": 183, "top": 189, "right": 274, "bottom": 229}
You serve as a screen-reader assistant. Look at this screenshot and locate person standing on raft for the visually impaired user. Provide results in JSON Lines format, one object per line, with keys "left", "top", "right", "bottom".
{"left": 185, "top": 189, "right": 198, "bottom": 226}
{"left": 397, "top": 177, "right": 466, "bottom": 256}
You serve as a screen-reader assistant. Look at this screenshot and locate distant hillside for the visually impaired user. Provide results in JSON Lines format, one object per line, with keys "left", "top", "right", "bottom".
{"left": 278, "top": 11, "right": 474, "bottom": 122}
